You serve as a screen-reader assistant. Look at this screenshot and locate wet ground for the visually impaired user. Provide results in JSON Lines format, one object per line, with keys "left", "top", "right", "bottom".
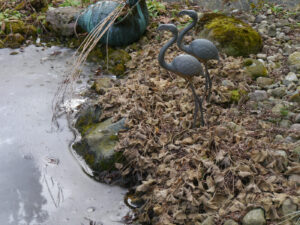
{"left": 0, "top": 45, "right": 129, "bottom": 225}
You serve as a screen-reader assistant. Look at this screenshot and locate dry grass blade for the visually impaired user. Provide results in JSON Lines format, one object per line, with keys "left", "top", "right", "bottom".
{"left": 277, "top": 210, "right": 300, "bottom": 225}
{"left": 52, "top": 1, "right": 125, "bottom": 127}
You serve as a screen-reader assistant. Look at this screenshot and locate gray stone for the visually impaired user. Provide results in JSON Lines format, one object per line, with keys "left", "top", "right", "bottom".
{"left": 293, "top": 145, "right": 300, "bottom": 162}
{"left": 288, "top": 52, "right": 300, "bottom": 73}
{"left": 271, "top": 103, "right": 284, "bottom": 116}
{"left": 254, "top": 15, "right": 265, "bottom": 23}
{"left": 277, "top": 32, "right": 285, "bottom": 39}
{"left": 275, "top": 134, "right": 284, "bottom": 142}
{"left": 295, "top": 114, "right": 300, "bottom": 123}
{"left": 202, "top": 216, "right": 215, "bottom": 225}
{"left": 267, "top": 55, "right": 278, "bottom": 62}
{"left": 242, "top": 208, "right": 266, "bottom": 225}
{"left": 283, "top": 43, "right": 293, "bottom": 55}
{"left": 222, "top": 80, "right": 235, "bottom": 89}
{"left": 46, "top": 7, "right": 81, "bottom": 36}
{"left": 274, "top": 150, "right": 288, "bottom": 167}
{"left": 289, "top": 175, "right": 300, "bottom": 186}
{"left": 283, "top": 72, "right": 298, "bottom": 85}
{"left": 258, "top": 24, "right": 268, "bottom": 35}
{"left": 267, "top": 82, "right": 281, "bottom": 89}
{"left": 270, "top": 87, "right": 286, "bottom": 98}
{"left": 287, "top": 83, "right": 296, "bottom": 91}
{"left": 268, "top": 24, "right": 276, "bottom": 37}
{"left": 285, "top": 136, "right": 297, "bottom": 143}
{"left": 225, "top": 122, "right": 244, "bottom": 132}
{"left": 257, "top": 53, "right": 267, "bottom": 59}
{"left": 224, "top": 219, "right": 239, "bottom": 225}
{"left": 248, "top": 90, "right": 268, "bottom": 101}
{"left": 290, "top": 123, "right": 300, "bottom": 132}
{"left": 279, "top": 120, "right": 292, "bottom": 128}
{"left": 288, "top": 90, "right": 300, "bottom": 103}
{"left": 282, "top": 198, "right": 298, "bottom": 217}
{"left": 256, "top": 77, "right": 273, "bottom": 88}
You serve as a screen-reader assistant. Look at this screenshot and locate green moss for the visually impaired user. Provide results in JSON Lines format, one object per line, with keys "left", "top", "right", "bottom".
{"left": 73, "top": 117, "right": 126, "bottom": 173}
{"left": 244, "top": 58, "right": 268, "bottom": 79}
{"left": 87, "top": 47, "right": 104, "bottom": 61}
{"left": 5, "top": 21, "right": 37, "bottom": 37}
{"left": 106, "top": 48, "right": 131, "bottom": 76}
{"left": 5, "top": 21, "right": 25, "bottom": 34}
{"left": 199, "top": 13, "right": 262, "bottom": 56}
{"left": 3, "top": 33, "right": 25, "bottom": 48}
{"left": 230, "top": 89, "right": 247, "bottom": 103}
{"left": 75, "top": 106, "right": 102, "bottom": 136}
{"left": 112, "top": 63, "right": 126, "bottom": 76}
{"left": 230, "top": 90, "right": 240, "bottom": 103}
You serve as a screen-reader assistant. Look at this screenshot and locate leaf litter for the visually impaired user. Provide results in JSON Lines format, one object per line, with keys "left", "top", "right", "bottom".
{"left": 92, "top": 5, "right": 299, "bottom": 225}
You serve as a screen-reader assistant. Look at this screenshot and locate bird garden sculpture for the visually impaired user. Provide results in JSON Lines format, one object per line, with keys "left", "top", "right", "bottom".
{"left": 177, "top": 10, "right": 219, "bottom": 101}
{"left": 157, "top": 24, "right": 205, "bottom": 127}
{"left": 77, "top": 0, "right": 149, "bottom": 46}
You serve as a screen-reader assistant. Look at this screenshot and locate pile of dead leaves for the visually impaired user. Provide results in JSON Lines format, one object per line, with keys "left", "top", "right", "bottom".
{"left": 95, "top": 16, "right": 299, "bottom": 225}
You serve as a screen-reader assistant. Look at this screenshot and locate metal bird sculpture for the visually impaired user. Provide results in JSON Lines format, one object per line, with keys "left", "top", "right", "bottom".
{"left": 77, "top": 0, "right": 149, "bottom": 46}
{"left": 177, "top": 10, "right": 219, "bottom": 100}
{"left": 158, "top": 24, "right": 205, "bottom": 127}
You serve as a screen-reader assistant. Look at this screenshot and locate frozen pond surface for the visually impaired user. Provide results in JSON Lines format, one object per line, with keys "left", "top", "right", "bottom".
{"left": 0, "top": 45, "right": 129, "bottom": 225}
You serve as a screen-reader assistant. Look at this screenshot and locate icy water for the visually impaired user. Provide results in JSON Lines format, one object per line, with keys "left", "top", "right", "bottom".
{"left": 0, "top": 45, "right": 128, "bottom": 225}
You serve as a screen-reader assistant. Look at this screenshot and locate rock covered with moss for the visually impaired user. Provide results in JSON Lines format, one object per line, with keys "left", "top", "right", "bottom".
{"left": 3, "top": 33, "right": 25, "bottom": 48}
{"left": 73, "top": 115, "right": 127, "bottom": 182}
{"left": 243, "top": 58, "right": 268, "bottom": 79}
{"left": 198, "top": 13, "right": 262, "bottom": 56}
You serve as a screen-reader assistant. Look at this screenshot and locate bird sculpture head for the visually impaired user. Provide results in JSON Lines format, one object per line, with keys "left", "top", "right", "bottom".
{"left": 178, "top": 9, "right": 198, "bottom": 21}
{"left": 157, "top": 24, "right": 178, "bottom": 34}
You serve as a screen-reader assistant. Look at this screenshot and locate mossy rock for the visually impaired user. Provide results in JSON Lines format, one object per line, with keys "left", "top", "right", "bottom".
{"left": 243, "top": 58, "right": 268, "bottom": 79}
{"left": 91, "top": 77, "right": 113, "bottom": 94}
{"left": 5, "top": 21, "right": 37, "bottom": 37}
{"left": 198, "top": 13, "right": 262, "bottom": 57}
{"left": 73, "top": 118, "right": 127, "bottom": 173}
{"left": 75, "top": 104, "right": 102, "bottom": 136}
{"left": 106, "top": 48, "right": 131, "bottom": 76}
{"left": 87, "top": 47, "right": 104, "bottom": 62}
{"left": 3, "top": 33, "right": 25, "bottom": 48}
{"left": 288, "top": 52, "right": 300, "bottom": 73}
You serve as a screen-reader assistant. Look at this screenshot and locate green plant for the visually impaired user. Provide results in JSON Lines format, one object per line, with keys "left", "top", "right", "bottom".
{"left": 280, "top": 107, "right": 289, "bottom": 117}
{"left": 0, "top": 9, "right": 23, "bottom": 22}
{"left": 59, "top": 0, "right": 81, "bottom": 7}
{"left": 270, "top": 5, "right": 283, "bottom": 14}
{"left": 146, "top": 0, "right": 166, "bottom": 18}
{"left": 0, "top": 9, "right": 24, "bottom": 34}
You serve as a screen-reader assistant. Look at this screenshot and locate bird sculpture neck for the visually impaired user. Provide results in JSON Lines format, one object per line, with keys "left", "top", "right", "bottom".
{"left": 177, "top": 14, "right": 197, "bottom": 53}
{"left": 158, "top": 28, "right": 178, "bottom": 73}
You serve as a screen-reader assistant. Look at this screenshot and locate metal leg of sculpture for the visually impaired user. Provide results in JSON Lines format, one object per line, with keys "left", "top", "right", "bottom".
{"left": 192, "top": 95, "right": 199, "bottom": 128}
{"left": 189, "top": 83, "right": 204, "bottom": 127}
{"left": 204, "top": 63, "right": 212, "bottom": 101}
